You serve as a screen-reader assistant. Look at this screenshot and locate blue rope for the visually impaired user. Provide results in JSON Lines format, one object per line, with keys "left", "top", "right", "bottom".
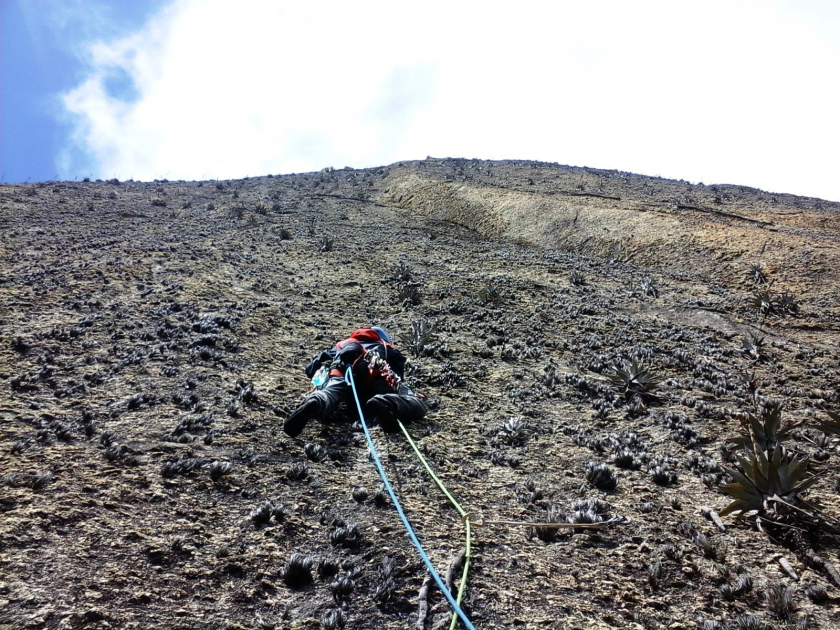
{"left": 344, "top": 368, "right": 476, "bottom": 630}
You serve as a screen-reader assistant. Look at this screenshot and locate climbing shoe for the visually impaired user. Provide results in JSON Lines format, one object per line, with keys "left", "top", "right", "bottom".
{"left": 284, "top": 397, "right": 321, "bottom": 437}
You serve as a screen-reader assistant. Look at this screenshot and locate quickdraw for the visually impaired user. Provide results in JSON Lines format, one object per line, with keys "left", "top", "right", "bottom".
{"left": 351, "top": 350, "right": 401, "bottom": 393}
{"left": 363, "top": 351, "right": 401, "bottom": 391}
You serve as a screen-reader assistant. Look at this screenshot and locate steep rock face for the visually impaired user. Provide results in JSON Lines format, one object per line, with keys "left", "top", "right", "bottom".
{"left": 0, "top": 160, "right": 839, "bottom": 630}
{"left": 380, "top": 159, "right": 840, "bottom": 301}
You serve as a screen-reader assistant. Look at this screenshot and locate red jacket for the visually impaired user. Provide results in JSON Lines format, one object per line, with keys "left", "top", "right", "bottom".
{"left": 305, "top": 327, "right": 407, "bottom": 380}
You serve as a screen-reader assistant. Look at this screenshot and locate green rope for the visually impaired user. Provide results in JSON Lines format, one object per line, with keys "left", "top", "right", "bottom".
{"left": 398, "top": 421, "right": 472, "bottom": 630}
{"left": 456, "top": 518, "right": 472, "bottom": 630}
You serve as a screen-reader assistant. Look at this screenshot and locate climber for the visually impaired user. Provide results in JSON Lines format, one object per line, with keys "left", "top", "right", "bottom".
{"left": 283, "top": 326, "right": 427, "bottom": 438}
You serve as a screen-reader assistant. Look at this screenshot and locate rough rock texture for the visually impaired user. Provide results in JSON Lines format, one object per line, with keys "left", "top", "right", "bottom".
{"left": 1, "top": 159, "right": 839, "bottom": 629}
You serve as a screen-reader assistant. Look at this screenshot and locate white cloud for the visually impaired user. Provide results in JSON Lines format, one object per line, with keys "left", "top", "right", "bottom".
{"left": 59, "top": 0, "right": 840, "bottom": 200}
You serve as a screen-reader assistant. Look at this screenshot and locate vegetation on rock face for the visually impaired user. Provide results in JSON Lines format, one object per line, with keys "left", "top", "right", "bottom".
{"left": 2, "top": 159, "right": 840, "bottom": 628}
{"left": 727, "top": 400, "right": 790, "bottom": 453}
{"left": 720, "top": 394, "right": 840, "bottom": 594}
{"left": 585, "top": 461, "right": 617, "bottom": 490}
{"left": 279, "top": 553, "right": 314, "bottom": 588}
{"left": 605, "top": 358, "right": 661, "bottom": 400}
{"left": 720, "top": 444, "right": 816, "bottom": 520}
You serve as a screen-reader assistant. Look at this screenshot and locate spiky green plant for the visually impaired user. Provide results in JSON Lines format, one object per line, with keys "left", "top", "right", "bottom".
{"left": 765, "top": 582, "right": 797, "bottom": 620}
{"left": 749, "top": 264, "right": 768, "bottom": 285}
{"left": 748, "top": 289, "right": 799, "bottom": 317}
{"left": 720, "top": 445, "right": 816, "bottom": 521}
{"left": 720, "top": 401, "right": 840, "bottom": 590}
{"left": 749, "top": 289, "right": 776, "bottom": 315}
{"left": 776, "top": 293, "right": 799, "bottom": 316}
{"left": 406, "top": 318, "right": 435, "bottom": 356}
{"left": 728, "top": 401, "right": 789, "bottom": 453}
{"left": 639, "top": 275, "right": 658, "bottom": 297}
{"left": 741, "top": 331, "right": 766, "bottom": 361}
{"left": 606, "top": 359, "right": 660, "bottom": 399}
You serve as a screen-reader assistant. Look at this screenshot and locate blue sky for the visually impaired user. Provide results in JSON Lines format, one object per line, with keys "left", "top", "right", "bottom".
{"left": 1, "top": 0, "right": 168, "bottom": 181}
{"left": 2, "top": 0, "right": 840, "bottom": 201}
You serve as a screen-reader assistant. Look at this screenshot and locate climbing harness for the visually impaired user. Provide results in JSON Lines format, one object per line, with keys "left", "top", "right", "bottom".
{"left": 345, "top": 367, "right": 476, "bottom": 630}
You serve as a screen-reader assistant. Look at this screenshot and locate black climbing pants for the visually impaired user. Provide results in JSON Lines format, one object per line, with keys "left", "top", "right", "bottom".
{"left": 294, "top": 375, "right": 426, "bottom": 431}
